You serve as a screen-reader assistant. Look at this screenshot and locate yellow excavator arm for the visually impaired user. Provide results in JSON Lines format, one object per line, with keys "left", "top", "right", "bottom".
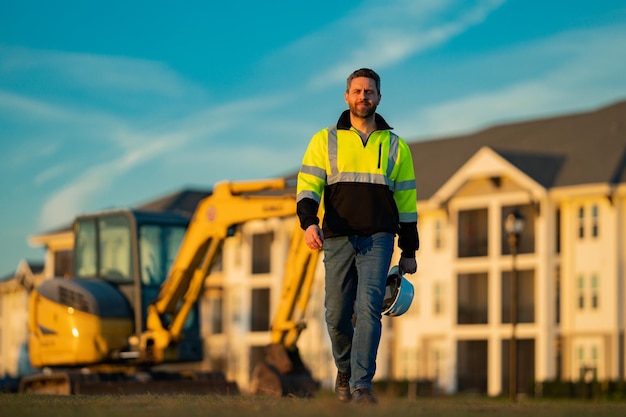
{"left": 138, "top": 178, "right": 319, "bottom": 365}
{"left": 270, "top": 224, "right": 319, "bottom": 348}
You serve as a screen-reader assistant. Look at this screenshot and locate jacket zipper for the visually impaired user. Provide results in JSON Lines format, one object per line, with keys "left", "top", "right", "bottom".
{"left": 378, "top": 143, "right": 382, "bottom": 169}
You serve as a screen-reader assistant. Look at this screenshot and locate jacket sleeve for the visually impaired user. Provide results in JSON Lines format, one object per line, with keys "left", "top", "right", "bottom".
{"left": 297, "top": 198, "right": 320, "bottom": 231}
{"left": 393, "top": 137, "right": 419, "bottom": 257}
{"left": 296, "top": 130, "right": 328, "bottom": 230}
{"left": 398, "top": 222, "right": 419, "bottom": 258}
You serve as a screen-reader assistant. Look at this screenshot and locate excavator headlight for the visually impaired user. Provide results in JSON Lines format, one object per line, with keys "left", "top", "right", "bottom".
{"left": 382, "top": 265, "right": 414, "bottom": 317}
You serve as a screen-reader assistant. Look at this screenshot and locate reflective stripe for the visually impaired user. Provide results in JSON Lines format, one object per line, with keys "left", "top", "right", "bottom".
{"left": 327, "top": 125, "right": 338, "bottom": 177}
{"left": 297, "top": 190, "right": 321, "bottom": 203}
{"left": 386, "top": 132, "right": 399, "bottom": 178}
{"left": 299, "top": 164, "right": 326, "bottom": 180}
{"left": 328, "top": 172, "right": 389, "bottom": 186}
{"left": 394, "top": 178, "right": 416, "bottom": 191}
{"left": 399, "top": 212, "right": 418, "bottom": 223}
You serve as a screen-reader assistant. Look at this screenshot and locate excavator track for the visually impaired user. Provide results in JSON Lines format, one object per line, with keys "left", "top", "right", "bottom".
{"left": 19, "top": 371, "right": 239, "bottom": 395}
{"left": 19, "top": 373, "right": 72, "bottom": 395}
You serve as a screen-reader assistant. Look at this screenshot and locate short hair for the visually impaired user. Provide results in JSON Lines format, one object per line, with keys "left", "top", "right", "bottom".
{"left": 346, "top": 68, "right": 381, "bottom": 94}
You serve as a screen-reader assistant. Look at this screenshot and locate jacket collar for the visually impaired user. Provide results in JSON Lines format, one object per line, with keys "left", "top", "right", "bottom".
{"left": 336, "top": 109, "right": 393, "bottom": 131}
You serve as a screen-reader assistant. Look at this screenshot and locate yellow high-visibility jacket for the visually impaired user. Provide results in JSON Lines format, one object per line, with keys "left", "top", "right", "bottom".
{"left": 297, "top": 110, "right": 419, "bottom": 257}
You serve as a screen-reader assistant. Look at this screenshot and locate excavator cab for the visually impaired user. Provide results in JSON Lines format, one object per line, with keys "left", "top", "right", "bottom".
{"left": 28, "top": 210, "right": 203, "bottom": 368}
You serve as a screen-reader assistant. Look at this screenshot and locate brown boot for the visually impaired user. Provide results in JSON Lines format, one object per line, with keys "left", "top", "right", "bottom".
{"left": 352, "top": 388, "right": 378, "bottom": 405}
{"left": 334, "top": 371, "right": 351, "bottom": 402}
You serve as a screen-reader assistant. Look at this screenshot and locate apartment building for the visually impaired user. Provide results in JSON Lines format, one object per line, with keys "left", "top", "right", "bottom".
{"left": 400, "top": 100, "right": 626, "bottom": 396}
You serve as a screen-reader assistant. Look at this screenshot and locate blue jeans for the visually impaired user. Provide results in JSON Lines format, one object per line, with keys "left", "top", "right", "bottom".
{"left": 322, "top": 232, "right": 394, "bottom": 392}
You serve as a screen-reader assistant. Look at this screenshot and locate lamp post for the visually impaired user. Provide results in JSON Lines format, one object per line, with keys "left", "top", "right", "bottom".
{"left": 505, "top": 210, "right": 524, "bottom": 402}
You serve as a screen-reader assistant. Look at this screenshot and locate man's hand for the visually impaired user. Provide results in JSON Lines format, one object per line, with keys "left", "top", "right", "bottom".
{"left": 398, "top": 256, "right": 417, "bottom": 275}
{"left": 304, "top": 224, "right": 324, "bottom": 250}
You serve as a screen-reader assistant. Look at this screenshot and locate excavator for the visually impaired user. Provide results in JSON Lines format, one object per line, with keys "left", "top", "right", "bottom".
{"left": 20, "top": 178, "right": 320, "bottom": 396}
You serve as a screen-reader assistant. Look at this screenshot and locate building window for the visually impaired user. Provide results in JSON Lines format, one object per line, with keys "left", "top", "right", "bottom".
{"left": 252, "top": 232, "right": 273, "bottom": 274}
{"left": 208, "top": 239, "right": 223, "bottom": 273}
{"left": 555, "top": 208, "right": 561, "bottom": 254}
{"left": 502, "top": 338, "right": 535, "bottom": 396}
{"left": 591, "top": 205, "right": 599, "bottom": 238}
{"left": 458, "top": 208, "right": 488, "bottom": 258}
{"left": 555, "top": 266, "right": 561, "bottom": 324}
{"left": 578, "top": 206, "right": 585, "bottom": 239}
{"left": 577, "top": 345, "right": 598, "bottom": 382}
{"left": 457, "top": 272, "right": 488, "bottom": 324}
{"left": 435, "top": 219, "right": 442, "bottom": 250}
{"left": 250, "top": 288, "right": 270, "bottom": 331}
{"left": 206, "top": 287, "right": 223, "bottom": 334}
{"left": 577, "top": 276, "right": 585, "bottom": 310}
{"left": 457, "top": 340, "right": 488, "bottom": 393}
{"left": 433, "top": 281, "right": 444, "bottom": 315}
{"left": 54, "top": 250, "right": 73, "bottom": 277}
{"left": 501, "top": 269, "right": 535, "bottom": 323}
{"left": 591, "top": 274, "right": 599, "bottom": 309}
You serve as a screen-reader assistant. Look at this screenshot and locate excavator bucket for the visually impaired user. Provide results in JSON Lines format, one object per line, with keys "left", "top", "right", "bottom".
{"left": 249, "top": 344, "right": 319, "bottom": 397}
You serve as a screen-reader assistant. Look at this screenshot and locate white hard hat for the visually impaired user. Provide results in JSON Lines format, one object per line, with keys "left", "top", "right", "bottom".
{"left": 382, "top": 265, "right": 414, "bottom": 317}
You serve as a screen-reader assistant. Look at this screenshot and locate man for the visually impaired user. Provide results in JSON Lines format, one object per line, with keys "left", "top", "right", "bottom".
{"left": 296, "top": 68, "right": 419, "bottom": 404}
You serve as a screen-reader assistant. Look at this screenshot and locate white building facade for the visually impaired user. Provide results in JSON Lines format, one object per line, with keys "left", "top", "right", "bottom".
{"left": 395, "top": 146, "right": 625, "bottom": 396}
{"left": 391, "top": 100, "right": 626, "bottom": 396}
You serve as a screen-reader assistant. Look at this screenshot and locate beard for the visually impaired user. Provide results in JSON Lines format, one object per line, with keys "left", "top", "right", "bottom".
{"left": 349, "top": 101, "right": 377, "bottom": 119}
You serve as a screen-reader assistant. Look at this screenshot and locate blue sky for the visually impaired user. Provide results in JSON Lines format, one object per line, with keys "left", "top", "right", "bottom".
{"left": 1, "top": 0, "right": 626, "bottom": 275}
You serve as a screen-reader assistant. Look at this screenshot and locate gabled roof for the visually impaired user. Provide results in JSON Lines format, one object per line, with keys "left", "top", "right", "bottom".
{"left": 431, "top": 146, "right": 548, "bottom": 207}
{"left": 494, "top": 150, "right": 565, "bottom": 188}
{"left": 0, "top": 260, "right": 44, "bottom": 283}
{"left": 134, "top": 188, "right": 212, "bottom": 219}
{"left": 24, "top": 260, "right": 44, "bottom": 274}
{"left": 411, "top": 100, "right": 626, "bottom": 200}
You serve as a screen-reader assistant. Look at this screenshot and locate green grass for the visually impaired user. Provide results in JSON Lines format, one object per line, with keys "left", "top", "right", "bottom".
{"left": 2, "top": 392, "right": 626, "bottom": 417}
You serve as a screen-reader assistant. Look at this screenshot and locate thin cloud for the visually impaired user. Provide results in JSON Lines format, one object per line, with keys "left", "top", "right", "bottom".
{"left": 33, "top": 164, "right": 67, "bottom": 186}
{"left": 0, "top": 90, "right": 72, "bottom": 120}
{"left": 303, "top": 0, "right": 506, "bottom": 90}
{"left": 399, "top": 23, "right": 626, "bottom": 139}
{"left": 1, "top": 90, "right": 142, "bottom": 170}
{"left": 38, "top": 133, "right": 181, "bottom": 228}
{"left": 3, "top": 137, "right": 59, "bottom": 170}
{"left": 177, "top": 92, "right": 293, "bottom": 140}
{"left": 413, "top": 83, "right": 567, "bottom": 138}
{"left": 0, "top": 45, "right": 197, "bottom": 97}
{"left": 35, "top": 91, "right": 294, "bottom": 228}
{"left": 39, "top": 166, "right": 111, "bottom": 229}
